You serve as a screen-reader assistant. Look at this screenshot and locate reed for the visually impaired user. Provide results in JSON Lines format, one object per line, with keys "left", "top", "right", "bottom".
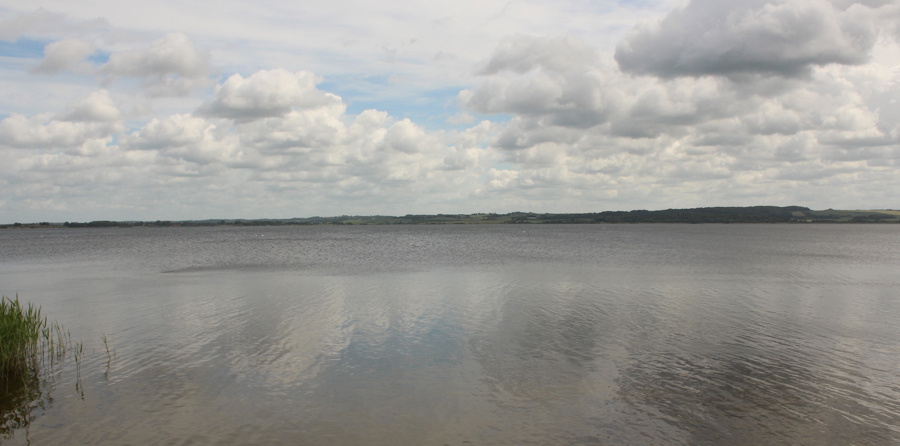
{"left": 0, "top": 296, "right": 69, "bottom": 387}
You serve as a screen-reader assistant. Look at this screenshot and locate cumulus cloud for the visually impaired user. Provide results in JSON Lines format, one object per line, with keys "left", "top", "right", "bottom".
{"left": 380, "top": 119, "right": 432, "bottom": 154}
{"left": 112, "top": 82, "right": 487, "bottom": 204}
{"left": 0, "top": 90, "right": 123, "bottom": 153}
{"left": 0, "top": 114, "right": 114, "bottom": 149}
{"left": 456, "top": 30, "right": 900, "bottom": 210}
{"left": 124, "top": 114, "right": 215, "bottom": 150}
{"left": 238, "top": 102, "right": 347, "bottom": 152}
{"left": 99, "top": 32, "right": 211, "bottom": 96}
{"left": 460, "top": 35, "right": 615, "bottom": 131}
{"left": 608, "top": 77, "right": 744, "bottom": 139}
{"left": 121, "top": 114, "right": 247, "bottom": 166}
{"left": 31, "top": 38, "right": 94, "bottom": 74}
{"left": 3, "top": 3, "right": 900, "bottom": 221}
{"left": 54, "top": 90, "right": 121, "bottom": 122}
{"left": 197, "top": 69, "right": 341, "bottom": 122}
{"left": 615, "top": 0, "right": 879, "bottom": 79}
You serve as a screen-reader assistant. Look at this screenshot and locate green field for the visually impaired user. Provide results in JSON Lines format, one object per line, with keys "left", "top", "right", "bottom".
{"left": 807, "top": 209, "right": 900, "bottom": 222}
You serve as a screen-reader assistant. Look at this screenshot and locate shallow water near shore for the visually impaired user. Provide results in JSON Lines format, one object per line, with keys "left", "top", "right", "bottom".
{"left": 1, "top": 224, "right": 898, "bottom": 445}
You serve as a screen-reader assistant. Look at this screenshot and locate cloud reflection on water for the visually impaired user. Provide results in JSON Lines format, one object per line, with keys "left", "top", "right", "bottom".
{"left": 1, "top": 225, "right": 898, "bottom": 444}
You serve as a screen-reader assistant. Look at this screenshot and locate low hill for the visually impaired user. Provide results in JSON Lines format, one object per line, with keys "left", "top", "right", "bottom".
{"left": 4, "top": 206, "right": 900, "bottom": 228}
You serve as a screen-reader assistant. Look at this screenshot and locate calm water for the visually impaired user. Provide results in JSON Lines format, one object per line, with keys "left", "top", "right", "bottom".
{"left": 0, "top": 224, "right": 898, "bottom": 445}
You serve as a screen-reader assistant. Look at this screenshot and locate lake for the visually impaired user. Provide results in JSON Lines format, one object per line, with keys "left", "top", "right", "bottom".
{"left": 1, "top": 224, "right": 898, "bottom": 445}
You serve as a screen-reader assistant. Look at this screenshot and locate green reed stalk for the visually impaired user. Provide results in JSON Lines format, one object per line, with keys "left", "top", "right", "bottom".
{"left": 0, "top": 296, "right": 69, "bottom": 386}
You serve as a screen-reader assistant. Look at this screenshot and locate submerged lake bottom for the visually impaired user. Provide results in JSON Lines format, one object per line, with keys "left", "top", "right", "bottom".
{"left": 1, "top": 224, "right": 898, "bottom": 445}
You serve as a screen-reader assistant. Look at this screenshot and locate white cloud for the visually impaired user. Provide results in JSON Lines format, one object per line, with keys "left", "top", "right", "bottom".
{"left": 197, "top": 69, "right": 340, "bottom": 122}
{"left": 112, "top": 84, "right": 491, "bottom": 211}
{"left": 1, "top": 2, "right": 900, "bottom": 222}
{"left": 0, "top": 113, "right": 120, "bottom": 150}
{"left": 0, "top": 90, "right": 124, "bottom": 154}
{"left": 238, "top": 104, "right": 347, "bottom": 152}
{"left": 380, "top": 119, "right": 432, "bottom": 154}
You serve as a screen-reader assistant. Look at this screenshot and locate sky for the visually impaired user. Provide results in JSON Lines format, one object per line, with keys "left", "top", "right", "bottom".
{"left": 1, "top": 0, "right": 899, "bottom": 222}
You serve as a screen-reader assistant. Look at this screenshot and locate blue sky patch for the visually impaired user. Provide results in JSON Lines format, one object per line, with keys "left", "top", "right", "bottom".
{"left": 87, "top": 51, "right": 109, "bottom": 65}
{"left": 0, "top": 38, "right": 46, "bottom": 59}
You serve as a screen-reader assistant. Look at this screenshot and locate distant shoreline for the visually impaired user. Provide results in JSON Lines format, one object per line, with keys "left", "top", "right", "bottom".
{"left": 4, "top": 206, "right": 899, "bottom": 228}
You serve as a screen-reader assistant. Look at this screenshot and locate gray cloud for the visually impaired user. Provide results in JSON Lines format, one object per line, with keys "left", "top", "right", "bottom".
{"left": 460, "top": 35, "right": 615, "bottom": 130}
{"left": 100, "top": 32, "right": 211, "bottom": 96}
{"left": 54, "top": 90, "right": 121, "bottom": 122}
{"left": 492, "top": 117, "right": 584, "bottom": 150}
{"left": 610, "top": 79, "right": 724, "bottom": 138}
{"left": 615, "top": 0, "right": 878, "bottom": 79}
{"left": 0, "top": 9, "right": 107, "bottom": 42}
{"left": 457, "top": 30, "right": 900, "bottom": 211}
{"left": 31, "top": 38, "right": 94, "bottom": 74}
{"left": 0, "top": 9, "right": 63, "bottom": 41}
{"left": 479, "top": 34, "right": 602, "bottom": 76}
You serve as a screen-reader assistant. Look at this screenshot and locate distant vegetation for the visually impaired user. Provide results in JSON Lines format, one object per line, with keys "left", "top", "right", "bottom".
{"left": 3, "top": 206, "right": 900, "bottom": 228}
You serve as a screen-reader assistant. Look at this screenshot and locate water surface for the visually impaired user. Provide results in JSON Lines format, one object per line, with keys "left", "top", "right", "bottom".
{"left": 1, "top": 224, "right": 898, "bottom": 445}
